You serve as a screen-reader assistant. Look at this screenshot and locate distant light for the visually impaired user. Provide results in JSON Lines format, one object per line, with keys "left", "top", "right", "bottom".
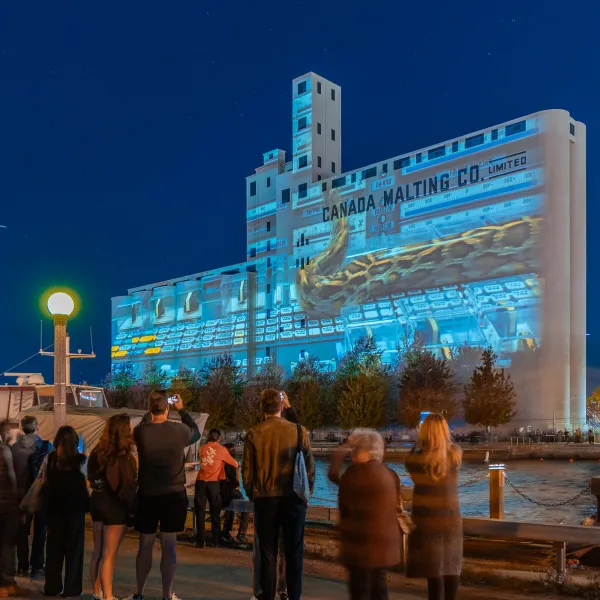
{"left": 47, "top": 292, "right": 75, "bottom": 317}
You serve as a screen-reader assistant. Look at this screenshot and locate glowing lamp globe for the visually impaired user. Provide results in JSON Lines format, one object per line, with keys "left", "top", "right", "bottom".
{"left": 47, "top": 292, "right": 75, "bottom": 317}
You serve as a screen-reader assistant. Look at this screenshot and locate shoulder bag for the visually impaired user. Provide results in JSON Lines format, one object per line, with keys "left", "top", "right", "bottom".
{"left": 293, "top": 424, "right": 311, "bottom": 504}
{"left": 20, "top": 455, "right": 48, "bottom": 515}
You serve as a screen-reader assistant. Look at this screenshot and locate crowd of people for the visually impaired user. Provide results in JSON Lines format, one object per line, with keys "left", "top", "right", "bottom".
{"left": 0, "top": 387, "right": 464, "bottom": 600}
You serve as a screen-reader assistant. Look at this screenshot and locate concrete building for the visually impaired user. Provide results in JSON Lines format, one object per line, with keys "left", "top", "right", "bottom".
{"left": 112, "top": 72, "right": 586, "bottom": 428}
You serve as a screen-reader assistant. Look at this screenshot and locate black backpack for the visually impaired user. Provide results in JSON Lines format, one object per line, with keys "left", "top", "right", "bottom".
{"left": 28, "top": 440, "right": 51, "bottom": 480}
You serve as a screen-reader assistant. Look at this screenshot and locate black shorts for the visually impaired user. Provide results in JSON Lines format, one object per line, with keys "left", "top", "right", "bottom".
{"left": 90, "top": 491, "right": 130, "bottom": 526}
{"left": 134, "top": 491, "right": 188, "bottom": 534}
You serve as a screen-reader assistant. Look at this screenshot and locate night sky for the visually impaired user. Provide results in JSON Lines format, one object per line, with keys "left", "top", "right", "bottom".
{"left": 0, "top": 1, "right": 598, "bottom": 387}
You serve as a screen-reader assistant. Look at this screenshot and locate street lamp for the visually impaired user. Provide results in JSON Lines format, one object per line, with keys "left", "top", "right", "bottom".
{"left": 47, "top": 292, "right": 75, "bottom": 431}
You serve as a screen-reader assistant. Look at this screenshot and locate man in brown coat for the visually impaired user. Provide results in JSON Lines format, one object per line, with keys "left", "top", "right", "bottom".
{"left": 243, "top": 389, "right": 315, "bottom": 600}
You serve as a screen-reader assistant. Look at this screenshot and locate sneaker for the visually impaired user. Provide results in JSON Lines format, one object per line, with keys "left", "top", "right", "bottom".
{"left": 221, "top": 531, "right": 234, "bottom": 543}
{"left": 280, "top": 594, "right": 289, "bottom": 600}
{"left": 130, "top": 595, "right": 143, "bottom": 600}
{"left": 30, "top": 569, "right": 45, "bottom": 581}
{"left": 236, "top": 534, "right": 249, "bottom": 545}
{"left": 16, "top": 569, "right": 28, "bottom": 578}
{"left": 164, "top": 595, "right": 181, "bottom": 600}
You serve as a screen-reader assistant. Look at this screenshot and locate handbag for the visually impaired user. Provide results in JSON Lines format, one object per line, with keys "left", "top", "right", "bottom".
{"left": 397, "top": 511, "right": 416, "bottom": 535}
{"left": 20, "top": 455, "right": 48, "bottom": 515}
{"left": 293, "top": 424, "right": 311, "bottom": 504}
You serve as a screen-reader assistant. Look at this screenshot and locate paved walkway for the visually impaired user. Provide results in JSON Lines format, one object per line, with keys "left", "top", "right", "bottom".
{"left": 10, "top": 532, "right": 549, "bottom": 600}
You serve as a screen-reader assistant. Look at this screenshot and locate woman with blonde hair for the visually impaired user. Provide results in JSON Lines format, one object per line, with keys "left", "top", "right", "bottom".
{"left": 406, "top": 413, "right": 463, "bottom": 600}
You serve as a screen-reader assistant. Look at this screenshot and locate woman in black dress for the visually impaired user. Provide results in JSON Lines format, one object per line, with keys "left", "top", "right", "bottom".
{"left": 44, "top": 426, "right": 90, "bottom": 598}
{"left": 88, "top": 414, "right": 138, "bottom": 600}
{"left": 406, "top": 413, "right": 463, "bottom": 600}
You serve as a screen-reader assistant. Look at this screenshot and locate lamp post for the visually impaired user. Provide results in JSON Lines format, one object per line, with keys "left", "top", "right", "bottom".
{"left": 47, "top": 292, "right": 75, "bottom": 431}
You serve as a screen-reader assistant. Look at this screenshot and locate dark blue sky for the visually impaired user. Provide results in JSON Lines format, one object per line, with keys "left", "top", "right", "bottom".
{"left": 0, "top": 1, "right": 598, "bottom": 386}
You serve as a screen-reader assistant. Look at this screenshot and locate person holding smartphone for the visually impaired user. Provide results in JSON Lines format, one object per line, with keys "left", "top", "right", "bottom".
{"left": 131, "top": 391, "right": 200, "bottom": 600}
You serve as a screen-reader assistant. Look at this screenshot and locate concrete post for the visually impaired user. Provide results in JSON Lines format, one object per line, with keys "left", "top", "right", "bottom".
{"left": 489, "top": 464, "right": 505, "bottom": 519}
{"left": 53, "top": 315, "right": 68, "bottom": 433}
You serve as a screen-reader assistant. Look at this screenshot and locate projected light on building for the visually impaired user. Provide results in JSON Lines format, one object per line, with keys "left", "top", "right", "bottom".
{"left": 112, "top": 72, "right": 586, "bottom": 427}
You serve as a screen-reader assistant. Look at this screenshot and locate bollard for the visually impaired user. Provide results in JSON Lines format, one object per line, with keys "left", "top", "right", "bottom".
{"left": 591, "top": 476, "right": 600, "bottom": 524}
{"left": 489, "top": 464, "right": 505, "bottom": 519}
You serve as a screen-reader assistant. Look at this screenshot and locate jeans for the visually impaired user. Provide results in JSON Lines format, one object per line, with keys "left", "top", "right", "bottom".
{"left": 254, "top": 497, "right": 306, "bottom": 600}
{"left": 427, "top": 576, "right": 460, "bottom": 600}
{"left": 194, "top": 481, "right": 223, "bottom": 547}
{"left": 0, "top": 512, "right": 17, "bottom": 587}
{"left": 17, "top": 512, "right": 46, "bottom": 571}
{"left": 348, "top": 567, "right": 388, "bottom": 600}
{"left": 253, "top": 527, "right": 286, "bottom": 596}
{"left": 44, "top": 513, "right": 85, "bottom": 597}
{"left": 223, "top": 510, "right": 249, "bottom": 536}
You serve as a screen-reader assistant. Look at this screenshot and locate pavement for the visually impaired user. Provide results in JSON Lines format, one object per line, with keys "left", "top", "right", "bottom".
{"left": 5, "top": 531, "right": 565, "bottom": 600}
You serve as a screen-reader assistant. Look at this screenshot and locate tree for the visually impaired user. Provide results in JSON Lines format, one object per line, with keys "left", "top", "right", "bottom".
{"left": 398, "top": 350, "right": 458, "bottom": 429}
{"left": 451, "top": 342, "right": 483, "bottom": 386}
{"left": 196, "top": 354, "right": 245, "bottom": 431}
{"left": 462, "top": 347, "right": 517, "bottom": 428}
{"left": 103, "top": 363, "right": 137, "bottom": 408}
{"left": 587, "top": 387, "right": 600, "bottom": 426}
{"left": 170, "top": 367, "right": 202, "bottom": 411}
{"left": 337, "top": 373, "right": 386, "bottom": 429}
{"left": 286, "top": 356, "right": 330, "bottom": 431}
{"left": 234, "top": 360, "right": 286, "bottom": 430}
{"left": 333, "top": 335, "right": 390, "bottom": 429}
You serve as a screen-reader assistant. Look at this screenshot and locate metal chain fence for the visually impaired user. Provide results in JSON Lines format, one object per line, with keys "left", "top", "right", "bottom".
{"left": 504, "top": 473, "right": 591, "bottom": 507}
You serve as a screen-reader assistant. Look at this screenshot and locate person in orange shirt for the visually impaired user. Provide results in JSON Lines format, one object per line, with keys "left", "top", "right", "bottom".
{"left": 194, "top": 428, "right": 238, "bottom": 548}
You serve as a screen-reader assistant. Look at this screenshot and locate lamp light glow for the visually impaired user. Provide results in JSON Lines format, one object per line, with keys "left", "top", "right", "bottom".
{"left": 47, "top": 292, "right": 75, "bottom": 317}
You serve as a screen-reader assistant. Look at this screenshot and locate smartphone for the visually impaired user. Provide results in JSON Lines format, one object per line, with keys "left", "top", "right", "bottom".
{"left": 168, "top": 395, "right": 177, "bottom": 405}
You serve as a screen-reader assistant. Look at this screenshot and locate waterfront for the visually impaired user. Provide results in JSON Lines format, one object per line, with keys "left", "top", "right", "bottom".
{"left": 311, "top": 458, "right": 598, "bottom": 524}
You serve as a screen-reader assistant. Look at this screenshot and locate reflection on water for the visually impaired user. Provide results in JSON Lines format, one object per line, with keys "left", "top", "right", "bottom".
{"left": 312, "top": 458, "right": 598, "bottom": 524}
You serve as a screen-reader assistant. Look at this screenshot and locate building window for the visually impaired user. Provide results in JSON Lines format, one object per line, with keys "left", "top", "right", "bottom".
{"left": 317, "top": 122, "right": 322, "bottom": 135}
{"left": 570, "top": 122, "right": 576, "bottom": 136}
{"left": 268, "top": 152, "right": 274, "bottom": 159}
{"left": 351, "top": 173, "right": 356, "bottom": 183}
{"left": 322, "top": 182, "right": 327, "bottom": 192}
{"left": 428, "top": 145, "right": 446, "bottom": 160}
{"left": 267, "top": 240, "right": 271, "bottom": 252}
{"left": 299, "top": 155, "right": 308, "bottom": 169}
{"left": 266, "top": 346, "right": 270, "bottom": 357}
{"left": 296, "top": 258, "right": 299, "bottom": 268}
{"left": 452, "top": 141, "right": 459, "bottom": 153}
{"left": 416, "top": 152, "right": 422, "bottom": 164}
{"left": 331, "top": 88, "right": 336, "bottom": 101}
{"left": 282, "top": 188, "right": 290, "bottom": 203}
{"left": 491, "top": 129, "right": 498, "bottom": 141}
{"left": 331, "top": 162, "right": 336, "bottom": 173}
{"left": 299, "top": 183, "right": 308, "bottom": 199}
{"left": 266, "top": 221, "right": 271, "bottom": 232}
{"left": 266, "top": 308, "right": 271, "bottom": 318}
{"left": 465, "top": 133, "right": 485, "bottom": 149}
{"left": 317, "top": 81, "right": 322, "bottom": 94}
{"left": 381, "top": 163, "right": 388, "bottom": 174}
{"left": 505, "top": 120, "right": 526, "bottom": 137}
{"left": 331, "top": 129, "right": 336, "bottom": 141}
{"left": 298, "top": 117, "right": 307, "bottom": 131}
{"left": 250, "top": 248, "right": 256, "bottom": 258}
{"left": 363, "top": 166, "right": 377, "bottom": 179}
{"left": 297, "top": 81, "right": 306, "bottom": 95}
{"left": 394, "top": 157, "right": 410, "bottom": 170}
{"left": 266, "top": 176, "right": 271, "bottom": 187}
{"left": 317, "top": 175, "right": 321, "bottom": 181}
{"left": 332, "top": 176, "right": 346, "bottom": 189}
{"left": 250, "top": 181, "right": 256, "bottom": 196}
{"left": 267, "top": 284, "right": 271, "bottom": 294}
{"left": 318, "top": 156, "right": 322, "bottom": 168}
{"left": 267, "top": 257, "right": 271, "bottom": 267}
